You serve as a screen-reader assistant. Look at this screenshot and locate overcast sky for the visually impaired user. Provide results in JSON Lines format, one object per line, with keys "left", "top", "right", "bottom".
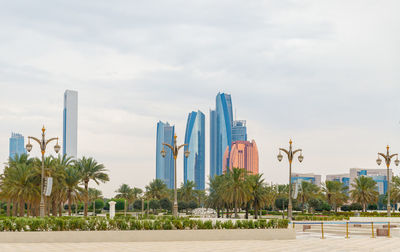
{"left": 1, "top": 0, "right": 399, "bottom": 197}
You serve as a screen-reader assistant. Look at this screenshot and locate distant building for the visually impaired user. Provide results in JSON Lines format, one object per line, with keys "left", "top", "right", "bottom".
{"left": 156, "top": 121, "right": 175, "bottom": 189}
{"left": 184, "top": 111, "right": 205, "bottom": 190}
{"left": 232, "top": 120, "right": 247, "bottom": 142}
{"left": 291, "top": 173, "right": 321, "bottom": 199}
{"left": 9, "top": 133, "right": 26, "bottom": 159}
{"left": 349, "top": 168, "right": 392, "bottom": 195}
{"left": 210, "top": 92, "right": 233, "bottom": 178}
{"left": 291, "top": 173, "right": 321, "bottom": 186}
{"left": 326, "top": 173, "right": 350, "bottom": 189}
{"left": 63, "top": 90, "right": 78, "bottom": 158}
{"left": 222, "top": 140, "right": 259, "bottom": 175}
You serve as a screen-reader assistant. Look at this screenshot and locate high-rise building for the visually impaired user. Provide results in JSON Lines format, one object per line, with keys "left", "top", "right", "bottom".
{"left": 156, "top": 121, "right": 175, "bottom": 189}
{"left": 184, "top": 111, "right": 205, "bottom": 190}
{"left": 349, "top": 168, "right": 391, "bottom": 195}
{"left": 63, "top": 90, "right": 78, "bottom": 158}
{"left": 210, "top": 92, "right": 233, "bottom": 178}
{"left": 222, "top": 140, "right": 259, "bottom": 175}
{"left": 9, "top": 133, "right": 26, "bottom": 159}
{"left": 232, "top": 120, "right": 247, "bottom": 142}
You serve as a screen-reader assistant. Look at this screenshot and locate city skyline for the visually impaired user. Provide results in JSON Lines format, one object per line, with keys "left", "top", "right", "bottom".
{"left": 0, "top": 1, "right": 399, "bottom": 198}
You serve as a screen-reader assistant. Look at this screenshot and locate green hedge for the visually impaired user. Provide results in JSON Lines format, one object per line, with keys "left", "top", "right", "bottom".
{"left": 0, "top": 216, "right": 288, "bottom": 231}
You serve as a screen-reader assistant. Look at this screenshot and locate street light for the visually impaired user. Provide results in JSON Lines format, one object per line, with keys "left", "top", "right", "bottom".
{"left": 160, "top": 134, "right": 189, "bottom": 217}
{"left": 277, "top": 139, "right": 303, "bottom": 220}
{"left": 26, "top": 126, "right": 60, "bottom": 217}
{"left": 376, "top": 145, "right": 399, "bottom": 217}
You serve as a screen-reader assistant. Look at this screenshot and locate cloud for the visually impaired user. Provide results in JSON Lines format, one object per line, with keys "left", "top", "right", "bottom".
{"left": 0, "top": 0, "right": 399, "bottom": 197}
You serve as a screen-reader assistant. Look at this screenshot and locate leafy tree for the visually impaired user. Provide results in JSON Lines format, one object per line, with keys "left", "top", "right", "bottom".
{"left": 88, "top": 188, "right": 103, "bottom": 216}
{"left": 160, "top": 197, "right": 172, "bottom": 211}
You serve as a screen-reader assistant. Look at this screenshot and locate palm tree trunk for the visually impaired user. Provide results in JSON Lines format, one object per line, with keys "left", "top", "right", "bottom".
{"left": 124, "top": 199, "right": 127, "bottom": 217}
{"left": 234, "top": 196, "right": 238, "bottom": 218}
{"left": 68, "top": 193, "right": 72, "bottom": 216}
{"left": 19, "top": 199, "right": 24, "bottom": 217}
{"left": 12, "top": 201, "right": 18, "bottom": 216}
{"left": 52, "top": 200, "right": 57, "bottom": 216}
{"left": 6, "top": 200, "right": 10, "bottom": 217}
{"left": 84, "top": 181, "right": 88, "bottom": 217}
{"left": 59, "top": 201, "right": 63, "bottom": 216}
{"left": 245, "top": 203, "right": 249, "bottom": 219}
{"left": 93, "top": 200, "right": 96, "bottom": 216}
{"left": 255, "top": 204, "right": 258, "bottom": 219}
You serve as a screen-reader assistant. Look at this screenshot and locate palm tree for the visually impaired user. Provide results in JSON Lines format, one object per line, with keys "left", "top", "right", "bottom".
{"left": 76, "top": 157, "right": 109, "bottom": 216}
{"left": 207, "top": 175, "right": 225, "bottom": 218}
{"left": 247, "top": 174, "right": 268, "bottom": 219}
{"left": 88, "top": 188, "right": 103, "bottom": 216}
{"left": 297, "top": 181, "right": 319, "bottom": 213}
{"left": 145, "top": 179, "right": 168, "bottom": 200}
{"left": 350, "top": 176, "right": 379, "bottom": 212}
{"left": 65, "top": 165, "right": 83, "bottom": 216}
{"left": 180, "top": 180, "right": 196, "bottom": 202}
{"left": 115, "top": 184, "right": 131, "bottom": 216}
{"left": 390, "top": 176, "right": 400, "bottom": 211}
{"left": 322, "top": 181, "right": 348, "bottom": 212}
{"left": 221, "top": 168, "right": 248, "bottom": 218}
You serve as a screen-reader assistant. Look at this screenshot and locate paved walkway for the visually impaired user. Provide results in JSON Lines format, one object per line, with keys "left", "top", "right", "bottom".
{"left": 0, "top": 238, "right": 399, "bottom": 252}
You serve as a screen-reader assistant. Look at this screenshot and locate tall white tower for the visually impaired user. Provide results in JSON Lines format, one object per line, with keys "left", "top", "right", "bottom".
{"left": 63, "top": 90, "right": 78, "bottom": 158}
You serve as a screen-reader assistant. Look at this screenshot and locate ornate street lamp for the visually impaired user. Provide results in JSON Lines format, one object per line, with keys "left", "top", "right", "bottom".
{"left": 376, "top": 145, "right": 399, "bottom": 217}
{"left": 277, "top": 139, "right": 303, "bottom": 220}
{"left": 26, "top": 126, "right": 60, "bottom": 217}
{"left": 161, "top": 134, "right": 189, "bottom": 217}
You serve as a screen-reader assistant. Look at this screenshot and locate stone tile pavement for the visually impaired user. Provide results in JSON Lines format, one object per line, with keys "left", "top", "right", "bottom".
{"left": 0, "top": 238, "right": 399, "bottom": 252}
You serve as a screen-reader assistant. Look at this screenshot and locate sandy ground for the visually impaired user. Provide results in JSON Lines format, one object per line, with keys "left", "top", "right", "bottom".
{"left": 0, "top": 238, "right": 398, "bottom": 252}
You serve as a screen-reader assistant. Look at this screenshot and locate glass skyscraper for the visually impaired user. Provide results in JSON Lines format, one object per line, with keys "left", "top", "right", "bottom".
{"left": 9, "top": 133, "right": 26, "bottom": 159}
{"left": 156, "top": 121, "right": 175, "bottom": 189}
{"left": 184, "top": 111, "right": 205, "bottom": 190}
{"left": 210, "top": 92, "right": 233, "bottom": 178}
{"left": 63, "top": 90, "right": 78, "bottom": 158}
{"left": 232, "top": 120, "right": 247, "bottom": 142}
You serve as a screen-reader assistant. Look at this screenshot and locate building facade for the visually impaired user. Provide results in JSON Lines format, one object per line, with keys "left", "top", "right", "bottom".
{"left": 63, "top": 90, "right": 78, "bottom": 158}
{"left": 222, "top": 140, "right": 259, "bottom": 175}
{"left": 184, "top": 111, "right": 205, "bottom": 190}
{"left": 9, "top": 133, "right": 26, "bottom": 159}
{"left": 349, "top": 168, "right": 392, "bottom": 195}
{"left": 156, "top": 121, "right": 175, "bottom": 189}
{"left": 232, "top": 120, "right": 247, "bottom": 142}
{"left": 210, "top": 92, "right": 233, "bottom": 178}
{"left": 326, "top": 173, "right": 350, "bottom": 188}
{"left": 291, "top": 173, "right": 321, "bottom": 199}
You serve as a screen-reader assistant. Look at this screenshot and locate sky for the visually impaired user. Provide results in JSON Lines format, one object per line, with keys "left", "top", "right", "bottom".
{"left": 0, "top": 0, "right": 399, "bottom": 198}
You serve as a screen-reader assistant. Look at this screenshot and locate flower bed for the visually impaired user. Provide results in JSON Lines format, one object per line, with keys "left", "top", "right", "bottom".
{"left": 0, "top": 216, "right": 289, "bottom": 232}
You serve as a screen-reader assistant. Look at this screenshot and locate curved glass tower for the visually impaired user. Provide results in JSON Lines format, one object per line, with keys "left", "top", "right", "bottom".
{"left": 184, "top": 111, "right": 205, "bottom": 190}
{"left": 210, "top": 93, "right": 233, "bottom": 178}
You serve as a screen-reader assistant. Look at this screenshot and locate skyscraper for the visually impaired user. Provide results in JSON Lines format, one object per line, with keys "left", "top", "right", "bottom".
{"left": 9, "top": 133, "right": 26, "bottom": 159}
{"left": 156, "top": 121, "right": 175, "bottom": 189}
{"left": 63, "top": 90, "right": 78, "bottom": 158}
{"left": 210, "top": 92, "right": 233, "bottom": 178}
{"left": 222, "top": 140, "right": 259, "bottom": 175}
{"left": 232, "top": 120, "right": 247, "bottom": 142}
{"left": 184, "top": 110, "right": 205, "bottom": 190}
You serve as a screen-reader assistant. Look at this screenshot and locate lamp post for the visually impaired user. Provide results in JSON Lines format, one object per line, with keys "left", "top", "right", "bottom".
{"left": 161, "top": 134, "right": 189, "bottom": 217}
{"left": 26, "top": 126, "right": 60, "bottom": 217}
{"left": 376, "top": 145, "right": 399, "bottom": 217}
{"left": 277, "top": 139, "right": 303, "bottom": 220}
